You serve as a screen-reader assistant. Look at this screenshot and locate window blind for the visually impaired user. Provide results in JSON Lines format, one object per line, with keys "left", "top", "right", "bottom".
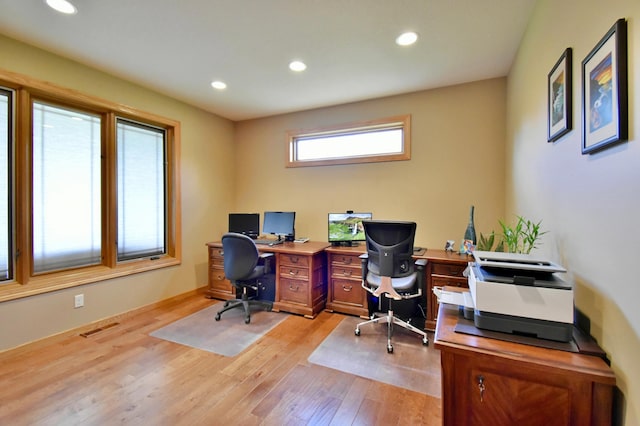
{"left": 116, "top": 119, "right": 166, "bottom": 261}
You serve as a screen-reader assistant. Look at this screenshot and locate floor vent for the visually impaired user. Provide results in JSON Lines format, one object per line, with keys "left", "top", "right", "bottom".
{"left": 79, "top": 322, "right": 120, "bottom": 338}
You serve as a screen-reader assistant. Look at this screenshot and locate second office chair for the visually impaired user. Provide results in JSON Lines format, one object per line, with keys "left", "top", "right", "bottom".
{"left": 355, "top": 220, "right": 429, "bottom": 353}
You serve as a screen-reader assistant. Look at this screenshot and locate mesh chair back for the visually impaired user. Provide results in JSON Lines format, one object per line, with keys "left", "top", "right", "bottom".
{"left": 221, "top": 232, "right": 260, "bottom": 281}
{"left": 363, "top": 220, "right": 416, "bottom": 278}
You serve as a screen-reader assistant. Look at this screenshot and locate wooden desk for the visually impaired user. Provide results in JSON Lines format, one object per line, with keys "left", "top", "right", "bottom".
{"left": 207, "top": 241, "right": 470, "bottom": 325}
{"left": 434, "top": 303, "right": 616, "bottom": 426}
{"left": 205, "top": 241, "right": 330, "bottom": 318}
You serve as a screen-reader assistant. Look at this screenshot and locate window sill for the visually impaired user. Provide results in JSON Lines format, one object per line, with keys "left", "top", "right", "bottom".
{"left": 0, "top": 256, "right": 181, "bottom": 303}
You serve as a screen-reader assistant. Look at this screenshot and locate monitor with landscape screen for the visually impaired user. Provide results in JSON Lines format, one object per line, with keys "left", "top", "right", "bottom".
{"left": 328, "top": 212, "right": 372, "bottom": 246}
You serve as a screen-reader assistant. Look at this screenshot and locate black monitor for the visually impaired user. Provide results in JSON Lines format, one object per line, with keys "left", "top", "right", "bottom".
{"left": 328, "top": 212, "right": 372, "bottom": 246}
{"left": 228, "top": 213, "right": 260, "bottom": 238}
{"left": 262, "top": 211, "right": 295, "bottom": 241}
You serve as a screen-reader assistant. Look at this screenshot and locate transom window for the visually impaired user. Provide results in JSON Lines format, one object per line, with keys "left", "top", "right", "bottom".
{"left": 287, "top": 115, "right": 411, "bottom": 167}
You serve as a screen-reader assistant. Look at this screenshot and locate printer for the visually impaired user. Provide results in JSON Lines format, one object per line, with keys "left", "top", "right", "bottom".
{"left": 468, "top": 251, "right": 574, "bottom": 342}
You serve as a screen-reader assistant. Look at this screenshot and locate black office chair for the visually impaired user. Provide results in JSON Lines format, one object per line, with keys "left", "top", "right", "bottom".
{"left": 354, "top": 220, "right": 429, "bottom": 353}
{"left": 214, "top": 232, "right": 274, "bottom": 324}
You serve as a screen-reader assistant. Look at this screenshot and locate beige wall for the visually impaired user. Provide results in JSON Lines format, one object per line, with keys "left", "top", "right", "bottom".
{"left": 0, "top": 34, "right": 236, "bottom": 350}
{"left": 507, "top": 1, "right": 640, "bottom": 424}
{"left": 233, "top": 78, "right": 506, "bottom": 249}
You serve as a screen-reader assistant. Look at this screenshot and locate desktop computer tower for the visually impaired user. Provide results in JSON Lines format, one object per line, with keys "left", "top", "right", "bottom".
{"left": 257, "top": 273, "right": 276, "bottom": 302}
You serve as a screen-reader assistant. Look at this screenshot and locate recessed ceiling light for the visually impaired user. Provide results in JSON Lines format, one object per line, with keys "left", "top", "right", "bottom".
{"left": 396, "top": 31, "right": 418, "bottom": 46}
{"left": 289, "top": 61, "right": 307, "bottom": 72}
{"left": 211, "top": 81, "right": 227, "bottom": 90}
{"left": 45, "top": 0, "right": 77, "bottom": 14}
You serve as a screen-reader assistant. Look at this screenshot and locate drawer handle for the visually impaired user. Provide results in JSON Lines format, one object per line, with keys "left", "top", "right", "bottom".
{"left": 289, "top": 284, "right": 299, "bottom": 292}
{"left": 288, "top": 269, "right": 298, "bottom": 276}
{"left": 342, "top": 257, "right": 352, "bottom": 264}
{"left": 477, "top": 375, "right": 485, "bottom": 402}
{"left": 342, "top": 285, "right": 352, "bottom": 292}
{"left": 342, "top": 270, "right": 352, "bottom": 277}
{"left": 290, "top": 256, "right": 300, "bottom": 263}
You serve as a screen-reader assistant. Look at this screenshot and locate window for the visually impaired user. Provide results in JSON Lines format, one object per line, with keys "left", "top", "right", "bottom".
{"left": 117, "top": 119, "right": 166, "bottom": 261}
{"left": 32, "top": 102, "right": 102, "bottom": 273}
{"left": 287, "top": 115, "right": 411, "bottom": 167}
{"left": 0, "top": 70, "right": 181, "bottom": 301}
{"left": 0, "top": 89, "right": 11, "bottom": 282}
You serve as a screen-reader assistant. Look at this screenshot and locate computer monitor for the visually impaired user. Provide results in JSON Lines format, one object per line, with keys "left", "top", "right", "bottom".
{"left": 328, "top": 212, "right": 372, "bottom": 246}
{"left": 262, "top": 211, "right": 296, "bottom": 241}
{"left": 228, "top": 213, "right": 260, "bottom": 238}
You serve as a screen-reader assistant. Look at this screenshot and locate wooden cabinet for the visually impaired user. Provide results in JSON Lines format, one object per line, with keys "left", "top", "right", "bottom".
{"left": 205, "top": 244, "right": 235, "bottom": 300}
{"left": 325, "top": 246, "right": 368, "bottom": 318}
{"left": 424, "top": 250, "right": 471, "bottom": 330}
{"left": 434, "top": 303, "right": 616, "bottom": 426}
{"left": 272, "top": 242, "right": 329, "bottom": 318}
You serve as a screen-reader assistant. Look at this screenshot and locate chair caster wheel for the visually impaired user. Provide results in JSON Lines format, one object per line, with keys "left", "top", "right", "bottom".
{"left": 245, "top": 317, "right": 250, "bottom": 324}
{"left": 355, "top": 328, "right": 360, "bottom": 336}
{"left": 215, "top": 313, "right": 221, "bottom": 321}
{"left": 422, "top": 337, "right": 429, "bottom": 346}
{"left": 387, "top": 345, "right": 393, "bottom": 354}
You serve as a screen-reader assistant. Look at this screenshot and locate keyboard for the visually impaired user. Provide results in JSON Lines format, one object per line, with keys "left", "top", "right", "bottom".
{"left": 253, "top": 239, "right": 283, "bottom": 245}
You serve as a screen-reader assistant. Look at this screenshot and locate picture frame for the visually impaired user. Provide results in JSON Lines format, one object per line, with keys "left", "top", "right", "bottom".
{"left": 548, "top": 48, "right": 572, "bottom": 142}
{"left": 581, "top": 18, "right": 628, "bottom": 154}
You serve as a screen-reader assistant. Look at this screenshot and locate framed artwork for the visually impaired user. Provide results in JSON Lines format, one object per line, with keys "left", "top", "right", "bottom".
{"left": 548, "top": 48, "right": 572, "bottom": 142}
{"left": 581, "top": 18, "right": 628, "bottom": 154}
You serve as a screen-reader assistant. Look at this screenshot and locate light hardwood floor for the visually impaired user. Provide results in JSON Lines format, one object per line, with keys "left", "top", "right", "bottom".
{"left": 0, "top": 290, "right": 442, "bottom": 425}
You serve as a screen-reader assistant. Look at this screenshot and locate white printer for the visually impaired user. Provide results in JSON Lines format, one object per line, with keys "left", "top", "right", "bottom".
{"left": 468, "top": 251, "right": 574, "bottom": 342}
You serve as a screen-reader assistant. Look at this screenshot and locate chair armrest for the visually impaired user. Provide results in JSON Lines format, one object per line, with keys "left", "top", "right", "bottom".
{"left": 359, "top": 253, "right": 369, "bottom": 281}
{"left": 259, "top": 252, "right": 274, "bottom": 273}
{"left": 414, "top": 258, "right": 427, "bottom": 297}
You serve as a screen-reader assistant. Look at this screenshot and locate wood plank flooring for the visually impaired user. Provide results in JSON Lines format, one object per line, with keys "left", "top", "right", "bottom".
{"left": 0, "top": 290, "right": 442, "bottom": 425}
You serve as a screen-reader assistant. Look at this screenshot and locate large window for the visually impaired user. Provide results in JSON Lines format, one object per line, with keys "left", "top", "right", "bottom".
{"left": 117, "top": 119, "right": 166, "bottom": 261}
{"left": 32, "top": 102, "right": 102, "bottom": 273}
{"left": 0, "top": 71, "right": 181, "bottom": 302}
{"left": 0, "top": 89, "right": 11, "bottom": 282}
{"left": 287, "top": 115, "right": 411, "bottom": 167}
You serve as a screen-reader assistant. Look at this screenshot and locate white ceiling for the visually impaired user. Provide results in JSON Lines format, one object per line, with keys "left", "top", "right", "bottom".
{"left": 0, "top": 0, "right": 536, "bottom": 121}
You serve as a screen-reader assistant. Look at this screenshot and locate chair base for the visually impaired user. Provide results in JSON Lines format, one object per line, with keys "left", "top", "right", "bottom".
{"left": 355, "top": 308, "right": 429, "bottom": 353}
{"left": 214, "top": 291, "right": 273, "bottom": 324}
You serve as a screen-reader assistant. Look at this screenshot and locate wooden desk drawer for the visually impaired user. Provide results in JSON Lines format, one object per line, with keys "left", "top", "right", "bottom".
{"left": 279, "top": 265, "right": 309, "bottom": 280}
{"left": 210, "top": 257, "right": 224, "bottom": 268}
{"left": 331, "top": 254, "right": 361, "bottom": 266}
{"left": 208, "top": 270, "right": 230, "bottom": 291}
{"left": 280, "top": 277, "right": 308, "bottom": 304}
{"left": 331, "top": 279, "right": 363, "bottom": 305}
{"left": 432, "top": 275, "right": 467, "bottom": 288}
{"left": 279, "top": 254, "right": 309, "bottom": 267}
{"left": 209, "top": 247, "right": 224, "bottom": 258}
{"left": 432, "top": 263, "right": 467, "bottom": 277}
{"left": 331, "top": 265, "right": 360, "bottom": 279}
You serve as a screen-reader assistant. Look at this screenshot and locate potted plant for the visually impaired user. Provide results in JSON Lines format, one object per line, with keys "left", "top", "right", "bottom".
{"left": 477, "top": 216, "right": 546, "bottom": 254}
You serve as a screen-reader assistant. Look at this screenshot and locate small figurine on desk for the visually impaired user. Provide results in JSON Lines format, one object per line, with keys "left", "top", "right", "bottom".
{"left": 460, "top": 239, "right": 474, "bottom": 255}
{"left": 444, "top": 240, "right": 455, "bottom": 252}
